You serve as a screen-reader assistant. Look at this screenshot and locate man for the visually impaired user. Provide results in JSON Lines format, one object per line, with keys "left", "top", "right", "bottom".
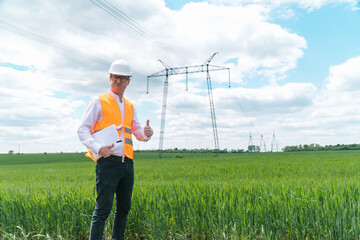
{"left": 77, "top": 59, "right": 153, "bottom": 240}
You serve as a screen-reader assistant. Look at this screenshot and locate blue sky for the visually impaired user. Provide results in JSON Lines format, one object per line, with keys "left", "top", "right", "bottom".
{"left": 0, "top": 0, "right": 360, "bottom": 153}
{"left": 274, "top": 4, "right": 360, "bottom": 87}
{"left": 166, "top": 0, "right": 204, "bottom": 10}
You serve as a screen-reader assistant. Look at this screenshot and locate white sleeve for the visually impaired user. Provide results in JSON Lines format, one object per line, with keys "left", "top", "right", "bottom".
{"left": 131, "top": 107, "right": 150, "bottom": 142}
{"left": 77, "top": 97, "right": 103, "bottom": 154}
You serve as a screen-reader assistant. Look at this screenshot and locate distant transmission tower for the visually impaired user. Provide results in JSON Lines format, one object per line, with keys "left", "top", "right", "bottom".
{"left": 260, "top": 135, "right": 267, "bottom": 152}
{"left": 147, "top": 53, "right": 230, "bottom": 158}
{"left": 248, "top": 132, "right": 254, "bottom": 152}
{"left": 271, "top": 130, "right": 278, "bottom": 152}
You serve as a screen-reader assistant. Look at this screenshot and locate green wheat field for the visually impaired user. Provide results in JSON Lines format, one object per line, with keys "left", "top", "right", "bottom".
{"left": 1, "top": 151, "right": 360, "bottom": 239}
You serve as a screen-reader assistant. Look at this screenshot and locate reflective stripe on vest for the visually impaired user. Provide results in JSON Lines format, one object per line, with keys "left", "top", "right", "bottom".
{"left": 125, "top": 138, "right": 133, "bottom": 146}
{"left": 85, "top": 93, "right": 134, "bottom": 161}
{"left": 125, "top": 127, "right": 132, "bottom": 134}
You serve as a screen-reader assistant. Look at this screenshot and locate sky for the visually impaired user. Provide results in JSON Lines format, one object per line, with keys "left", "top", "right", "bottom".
{"left": 0, "top": 0, "right": 360, "bottom": 153}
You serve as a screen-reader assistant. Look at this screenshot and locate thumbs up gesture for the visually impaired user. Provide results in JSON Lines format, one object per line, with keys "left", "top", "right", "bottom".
{"left": 144, "top": 120, "right": 153, "bottom": 137}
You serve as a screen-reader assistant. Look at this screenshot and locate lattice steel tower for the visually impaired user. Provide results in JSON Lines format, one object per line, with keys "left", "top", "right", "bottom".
{"left": 248, "top": 132, "right": 254, "bottom": 150}
{"left": 147, "top": 53, "right": 230, "bottom": 157}
{"left": 260, "top": 134, "right": 267, "bottom": 152}
{"left": 271, "top": 130, "right": 278, "bottom": 152}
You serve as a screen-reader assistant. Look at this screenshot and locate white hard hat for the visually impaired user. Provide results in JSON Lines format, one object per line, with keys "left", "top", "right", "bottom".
{"left": 108, "top": 59, "right": 132, "bottom": 76}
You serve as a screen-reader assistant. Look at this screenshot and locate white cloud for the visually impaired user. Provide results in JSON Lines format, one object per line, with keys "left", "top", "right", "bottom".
{"left": 208, "top": 0, "right": 358, "bottom": 11}
{"left": 214, "top": 83, "right": 317, "bottom": 115}
{"left": 311, "top": 56, "right": 360, "bottom": 121}
{"left": 323, "top": 56, "right": 360, "bottom": 93}
{"left": 159, "top": 55, "right": 360, "bottom": 150}
{"left": 0, "top": 0, "right": 306, "bottom": 84}
{"left": 0, "top": 0, "right": 354, "bottom": 152}
{"left": 0, "top": 67, "right": 85, "bottom": 152}
{"left": 164, "top": 2, "right": 306, "bottom": 83}
{"left": 273, "top": 55, "right": 360, "bottom": 146}
{"left": 148, "top": 80, "right": 318, "bottom": 150}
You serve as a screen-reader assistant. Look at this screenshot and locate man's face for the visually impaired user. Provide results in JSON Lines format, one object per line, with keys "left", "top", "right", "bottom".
{"left": 109, "top": 74, "right": 130, "bottom": 94}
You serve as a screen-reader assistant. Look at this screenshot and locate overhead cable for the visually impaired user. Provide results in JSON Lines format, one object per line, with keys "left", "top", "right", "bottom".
{"left": 0, "top": 19, "right": 109, "bottom": 67}
{"left": 0, "top": 19, "right": 147, "bottom": 80}
{"left": 89, "top": 0, "right": 191, "bottom": 65}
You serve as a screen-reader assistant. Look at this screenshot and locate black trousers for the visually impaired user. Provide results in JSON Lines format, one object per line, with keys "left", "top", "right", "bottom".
{"left": 89, "top": 156, "right": 134, "bottom": 240}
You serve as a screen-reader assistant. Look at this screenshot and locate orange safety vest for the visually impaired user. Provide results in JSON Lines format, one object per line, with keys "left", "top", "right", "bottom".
{"left": 85, "top": 93, "right": 134, "bottom": 161}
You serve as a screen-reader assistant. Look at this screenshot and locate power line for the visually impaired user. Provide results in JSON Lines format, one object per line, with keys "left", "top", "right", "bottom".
{"left": 233, "top": 97, "right": 262, "bottom": 136}
{"left": 0, "top": 19, "right": 147, "bottom": 81}
{"left": 0, "top": 67, "right": 148, "bottom": 97}
{"left": 89, "top": 0, "right": 191, "bottom": 65}
{"left": 146, "top": 89, "right": 215, "bottom": 136}
{"left": 0, "top": 19, "right": 109, "bottom": 67}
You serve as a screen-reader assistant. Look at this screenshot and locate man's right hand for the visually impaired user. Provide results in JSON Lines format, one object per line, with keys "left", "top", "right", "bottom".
{"left": 98, "top": 144, "right": 115, "bottom": 158}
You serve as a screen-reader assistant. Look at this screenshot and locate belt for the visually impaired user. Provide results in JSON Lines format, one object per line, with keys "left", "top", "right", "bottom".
{"left": 102, "top": 155, "right": 133, "bottom": 163}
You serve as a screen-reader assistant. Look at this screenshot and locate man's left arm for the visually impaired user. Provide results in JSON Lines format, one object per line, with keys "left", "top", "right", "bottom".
{"left": 131, "top": 108, "right": 153, "bottom": 141}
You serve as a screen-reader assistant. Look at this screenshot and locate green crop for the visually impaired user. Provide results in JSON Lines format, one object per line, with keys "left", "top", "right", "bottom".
{"left": 1, "top": 151, "right": 360, "bottom": 239}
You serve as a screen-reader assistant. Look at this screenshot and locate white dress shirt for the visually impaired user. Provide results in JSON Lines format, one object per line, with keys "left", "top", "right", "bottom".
{"left": 77, "top": 90, "right": 149, "bottom": 157}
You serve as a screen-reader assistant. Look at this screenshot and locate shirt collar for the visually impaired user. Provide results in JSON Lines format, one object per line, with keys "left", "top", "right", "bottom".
{"left": 109, "top": 90, "right": 123, "bottom": 102}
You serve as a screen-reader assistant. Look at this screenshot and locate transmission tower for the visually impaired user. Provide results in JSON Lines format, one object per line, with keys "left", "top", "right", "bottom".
{"left": 248, "top": 132, "right": 254, "bottom": 152}
{"left": 271, "top": 130, "right": 278, "bottom": 152}
{"left": 147, "top": 53, "right": 230, "bottom": 158}
{"left": 260, "top": 134, "right": 267, "bottom": 152}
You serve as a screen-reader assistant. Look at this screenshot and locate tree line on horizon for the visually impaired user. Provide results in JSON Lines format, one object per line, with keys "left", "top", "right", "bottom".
{"left": 134, "top": 148, "right": 244, "bottom": 154}
{"left": 135, "top": 143, "right": 360, "bottom": 153}
{"left": 7, "top": 143, "right": 360, "bottom": 155}
{"left": 282, "top": 143, "right": 360, "bottom": 152}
